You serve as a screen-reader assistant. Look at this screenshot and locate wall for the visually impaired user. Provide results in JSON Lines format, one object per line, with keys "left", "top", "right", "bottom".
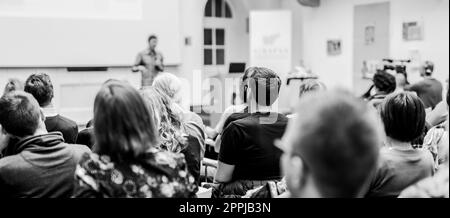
{"left": 298, "top": 0, "right": 449, "bottom": 92}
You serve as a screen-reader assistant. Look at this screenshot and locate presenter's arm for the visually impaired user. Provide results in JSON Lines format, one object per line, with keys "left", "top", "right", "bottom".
{"left": 132, "top": 53, "right": 144, "bottom": 72}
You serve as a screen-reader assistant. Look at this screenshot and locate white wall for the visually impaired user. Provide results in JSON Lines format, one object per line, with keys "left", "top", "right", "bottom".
{"left": 298, "top": 0, "right": 449, "bottom": 92}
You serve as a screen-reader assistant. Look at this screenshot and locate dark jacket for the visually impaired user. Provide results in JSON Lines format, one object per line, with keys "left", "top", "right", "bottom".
{"left": 45, "top": 115, "right": 79, "bottom": 144}
{"left": 0, "top": 132, "right": 90, "bottom": 198}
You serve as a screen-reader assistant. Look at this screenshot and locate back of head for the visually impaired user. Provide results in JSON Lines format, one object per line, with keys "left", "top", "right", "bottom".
{"left": 140, "top": 87, "right": 186, "bottom": 153}
{"left": 93, "top": 81, "right": 159, "bottom": 162}
{"left": 0, "top": 91, "right": 42, "bottom": 138}
{"left": 246, "top": 67, "right": 282, "bottom": 106}
{"left": 291, "top": 91, "right": 382, "bottom": 197}
{"left": 3, "top": 78, "right": 24, "bottom": 95}
{"left": 24, "top": 73, "right": 54, "bottom": 107}
{"left": 152, "top": 73, "right": 182, "bottom": 102}
{"left": 373, "top": 71, "right": 396, "bottom": 94}
{"left": 380, "top": 92, "right": 426, "bottom": 143}
{"left": 298, "top": 79, "right": 327, "bottom": 98}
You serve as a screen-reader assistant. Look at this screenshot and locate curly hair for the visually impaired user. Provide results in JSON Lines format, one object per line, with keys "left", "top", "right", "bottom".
{"left": 140, "top": 87, "right": 187, "bottom": 153}
{"left": 24, "top": 73, "right": 54, "bottom": 107}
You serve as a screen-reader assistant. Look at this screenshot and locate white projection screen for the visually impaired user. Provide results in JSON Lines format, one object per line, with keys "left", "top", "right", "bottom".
{"left": 0, "top": 0, "right": 182, "bottom": 67}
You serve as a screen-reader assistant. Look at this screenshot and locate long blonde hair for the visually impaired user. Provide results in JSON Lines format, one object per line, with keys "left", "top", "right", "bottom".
{"left": 140, "top": 87, "right": 187, "bottom": 153}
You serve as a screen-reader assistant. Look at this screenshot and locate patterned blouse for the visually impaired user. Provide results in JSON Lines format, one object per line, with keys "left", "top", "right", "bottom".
{"left": 73, "top": 148, "right": 198, "bottom": 198}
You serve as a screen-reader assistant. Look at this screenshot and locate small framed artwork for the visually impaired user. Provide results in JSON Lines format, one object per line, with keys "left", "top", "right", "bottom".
{"left": 403, "top": 21, "right": 423, "bottom": 41}
{"left": 327, "top": 39, "right": 342, "bottom": 56}
{"left": 365, "top": 25, "right": 375, "bottom": 45}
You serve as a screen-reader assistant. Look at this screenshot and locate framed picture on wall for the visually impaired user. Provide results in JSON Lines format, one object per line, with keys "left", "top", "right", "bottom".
{"left": 327, "top": 39, "right": 342, "bottom": 56}
{"left": 365, "top": 25, "right": 375, "bottom": 45}
{"left": 403, "top": 21, "right": 424, "bottom": 41}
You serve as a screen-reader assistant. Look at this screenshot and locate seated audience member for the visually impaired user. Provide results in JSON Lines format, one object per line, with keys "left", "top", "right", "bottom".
{"left": 365, "top": 92, "right": 435, "bottom": 198}
{"left": 424, "top": 89, "right": 449, "bottom": 168}
{"left": 213, "top": 67, "right": 262, "bottom": 153}
{"left": 405, "top": 61, "right": 443, "bottom": 110}
{"left": 75, "top": 121, "right": 95, "bottom": 149}
{"left": 0, "top": 91, "right": 90, "bottom": 197}
{"left": 153, "top": 73, "right": 205, "bottom": 130}
{"left": 141, "top": 88, "right": 204, "bottom": 184}
{"left": 287, "top": 79, "right": 327, "bottom": 119}
{"left": 402, "top": 128, "right": 449, "bottom": 199}
{"left": 426, "top": 82, "right": 449, "bottom": 127}
{"left": 3, "top": 78, "right": 24, "bottom": 95}
{"left": 398, "top": 159, "right": 448, "bottom": 198}
{"left": 280, "top": 91, "right": 382, "bottom": 198}
{"left": 212, "top": 67, "right": 288, "bottom": 198}
{"left": 24, "top": 73, "right": 78, "bottom": 143}
{"left": 366, "top": 71, "right": 397, "bottom": 109}
{"left": 73, "top": 81, "right": 197, "bottom": 198}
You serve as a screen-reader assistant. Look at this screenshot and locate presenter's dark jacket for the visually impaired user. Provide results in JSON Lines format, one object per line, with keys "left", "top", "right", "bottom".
{"left": 45, "top": 115, "right": 79, "bottom": 144}
{"left": 0, "top": 132, "right": 90, "bottom": 198}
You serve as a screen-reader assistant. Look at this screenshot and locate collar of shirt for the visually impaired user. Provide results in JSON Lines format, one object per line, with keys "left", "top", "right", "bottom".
{"left": 42, "top": 106, "right": 58, "bottom": 117}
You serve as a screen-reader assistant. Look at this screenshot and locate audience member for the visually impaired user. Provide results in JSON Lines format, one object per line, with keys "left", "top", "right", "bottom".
{"left": 280, "top": 91, "right": 382, "bottom": 198}
{"left": 365, "top": 92, "right": 435, "bottom": 198}
{"left": 399, "top": 98, "right": 449, "bottom": 198}
{"left": 366, "top": 71, "right": 397, "bottom": 109}
{"left": 75, "top": 122, "right": 95, "bottom": 149}
{"left": 3, "top": 78, "right": 24, "bottom": 95}
{"left": 0, "top": 91, "right": 90, "bottom": 197}
{"left": 141, "top": 87, "right": 204, "bottom": 184}
{"left": 73, "top": 81, "right": 197, "bottom": 198}
{"left": 24, "top": 73, "right": 78, "bottom": 143}
{"left": 213, "top": 67, "right": 287, "bottom": 198}
{"left": 153, "top": 73, "right": 205, "bottom": 130}
{"left": 405, "top": 61, "right": 443, "bottom": 110}
{"left": 423, "top": 89, "right": 449, "bottom": 168}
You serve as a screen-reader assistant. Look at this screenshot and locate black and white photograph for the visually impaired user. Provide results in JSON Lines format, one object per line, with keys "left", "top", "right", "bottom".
{"left": 0, "top": 0, "right": 448, "bottom": 216}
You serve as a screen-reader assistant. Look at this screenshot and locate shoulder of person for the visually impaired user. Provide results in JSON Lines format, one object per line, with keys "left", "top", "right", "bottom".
{"left": 55, "top": 115, "right": 78, "bottom": 127}
{"left": 0, "top": 154, "right": 23, "bottom": 172}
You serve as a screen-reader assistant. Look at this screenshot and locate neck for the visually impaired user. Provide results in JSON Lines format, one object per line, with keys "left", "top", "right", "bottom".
{"left": 249, "top": 104, "right": 273, "bottom": 114}
{"left": 385, "top": 137, "right": 412, "bottom": 150}
{"left": 41, "top": 103, "right": 53, "bottom": 109}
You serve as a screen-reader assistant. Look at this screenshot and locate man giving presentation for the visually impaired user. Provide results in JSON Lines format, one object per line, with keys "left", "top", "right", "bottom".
{"left": 132, "top": 35, "right": 164, "bottom": 88}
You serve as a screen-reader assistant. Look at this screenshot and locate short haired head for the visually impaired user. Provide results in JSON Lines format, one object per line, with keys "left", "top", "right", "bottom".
{"left": 0, "top": 91, "right": 43, "bottom": 138}
{"left": 281, "top": 91, "right": 382, "bottom": 198}
{"left": 239, "top": 67, "right": 258, "bottom": 104}
{"left": 380, "top": 92, "right": 426, "bottom": 143}
{"left": 245, "top": 67, "right": 282, "bottom": 107}
{"left": 148, "top": 35, "right": 158, "bottom": 50}
{"left": 24, "top": 73, "right": 54, "bottom": 107}
{"left": 373, "top": 71, "right": 396, "bottom": 94}
{"left": 153, "top": 73, "right": 182, "bottom": 104}
{"left": 298, "top": 79, "right": 327, "bottom": 98}
{"left": 148, "top": 35, "right": 158, "bottom": 42}
{"left": 93, "top": 81, "right": 159, "bottom": 162}
{"left": 3, "top": 78, "right": 24, "bottom": 95}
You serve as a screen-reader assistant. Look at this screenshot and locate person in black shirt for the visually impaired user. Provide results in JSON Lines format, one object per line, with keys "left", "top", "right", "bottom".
{"left": 24, "top": 73, "right": 78, "bottom": 143}
{"left": 213, "top": 67, "right": 287, "bottom": 197}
